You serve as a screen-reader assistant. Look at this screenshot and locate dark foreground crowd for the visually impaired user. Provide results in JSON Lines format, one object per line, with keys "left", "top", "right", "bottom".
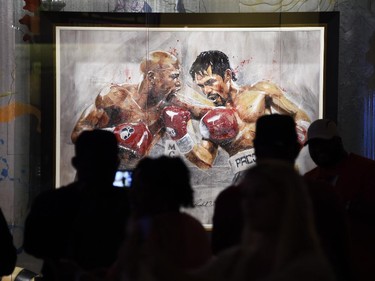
{"left": 1, "top": 115, "right": 375, "bottom": 281}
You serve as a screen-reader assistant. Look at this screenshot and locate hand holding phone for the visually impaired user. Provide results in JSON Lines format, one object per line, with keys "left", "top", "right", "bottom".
{"left": 113, "top": 170, "right": 133, "bottom": 188}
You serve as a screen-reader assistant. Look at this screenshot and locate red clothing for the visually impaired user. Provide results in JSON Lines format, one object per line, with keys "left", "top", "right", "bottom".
{"left": 304, "top": 153, "right": 375, "bottom": 207}
{"left": 304, "top": 153, "right": 375, "bottom": 281}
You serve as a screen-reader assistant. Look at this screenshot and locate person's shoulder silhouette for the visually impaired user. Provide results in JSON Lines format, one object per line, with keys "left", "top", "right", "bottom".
{"left": 24, "top": 129, "right": 131, "bottom": 278}
{"left": 304, "top": 119, "right": 375, "bottom": 281}
{"left": 108, "top": 156, "right": 211, "bottom": 280}
{"left": 131, "top": 156, "right": 194, "bottom": 217}
{"left": 0, "top": 208, "right": 17, "bottom": 277}
{"left": 212, "top": 114, "right": 301, "bottom": 254}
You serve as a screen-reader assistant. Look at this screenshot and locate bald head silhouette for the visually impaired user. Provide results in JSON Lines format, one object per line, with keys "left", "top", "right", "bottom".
{"left": 72, "top": 130, "right": 120, "bottom": 185}
{"left": 254, "top": 114, "right": 300, "bottom": 164}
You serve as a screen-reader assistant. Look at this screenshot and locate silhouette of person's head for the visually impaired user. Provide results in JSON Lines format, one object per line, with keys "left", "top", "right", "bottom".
{"left": 131, "top": 156, "right": 194, "bottom": 216}
{"left": 305, "top": 119, "right": 346, "bottom": 168}
{"left": 254, "top": 114, "right": 300, "bottom": 164}
{"left": 72, "top": 129, "right": 119, "bottom": 184}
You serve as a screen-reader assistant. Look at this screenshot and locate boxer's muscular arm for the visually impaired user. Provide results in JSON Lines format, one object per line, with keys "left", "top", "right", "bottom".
{"left": 251, "top": 80, "right": 310, "bottom": 122}
{"left": 271, "top": 95, "right": 310, "bottom": 122}
{"left": 162, "top": 106, "right": 218, "bottom": 169}
{"left": 169, "top": 94, "right": 215, "bottom": 119}
{"left": 185, "top": 141, "right": 219, "bottom": 170}
{"left": 71, "top": 104, "right": 108, "bottom": 143}
{"left": 273, "top": 94, "right": 311, "bottom": 146}
{"left": 233, "top": 89, "right": 267, "bottom": 122}
{"left": 71, "top": 85, "right": 131, "bottom": 143}
{"left": 250, "top": 80, "right": 311, "bottom": 145}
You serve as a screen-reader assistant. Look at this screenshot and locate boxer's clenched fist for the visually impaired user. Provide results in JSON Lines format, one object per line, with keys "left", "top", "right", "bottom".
{"left": 162, "top": 106, "right": 194, "bottom": 154}
{"left": 296, "top": 120, "right": 310, "bottom": 147}
{"left": 113, "top": 122, "right": 152, "bottom": 157}
{"left": 200, "top": 107, "right": 239, "bottom": 144}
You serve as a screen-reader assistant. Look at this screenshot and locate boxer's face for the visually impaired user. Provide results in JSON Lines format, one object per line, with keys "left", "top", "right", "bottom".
{"left": 149, "top": 64, "right": 181, "bottom": 103}
{"left": 194, "top": 66, "right": 230, "bottom": 106}
{"left": 155, "top": 68, "right": 181, "bottom": 97}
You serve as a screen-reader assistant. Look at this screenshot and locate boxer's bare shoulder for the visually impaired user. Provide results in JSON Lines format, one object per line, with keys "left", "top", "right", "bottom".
{"left": 96, "top": 84, "right": 138, "bottom": 108}
{"left": 250, "top": 80, "right": 284, "bottom": 98}
{"left": 233, "top": 87, "right": 268, "bottom": 122}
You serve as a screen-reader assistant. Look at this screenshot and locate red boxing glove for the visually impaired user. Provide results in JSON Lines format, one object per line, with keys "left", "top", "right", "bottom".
{"left": 162, "top": 106, "right": 191, "bottom": 140}
{"left": 162, "top": 106, "right": 194, "bottom": 154}
{"left": 295, "top": 120, "right": 310, "bottom": 147}
{"left": 113, "top": 122, "right": 153, "bottom": 157}
{"left": 200, "top": 107, "right": 239, "bottom": 144}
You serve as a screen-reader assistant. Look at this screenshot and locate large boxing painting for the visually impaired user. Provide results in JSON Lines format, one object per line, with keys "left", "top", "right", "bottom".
{"left": 45, "top": 12, "right": 339, "bottom": 226}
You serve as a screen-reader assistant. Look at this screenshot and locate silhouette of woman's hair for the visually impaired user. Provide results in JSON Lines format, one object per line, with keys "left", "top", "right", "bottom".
{"left": 132, "top": 156, "right": 194, "bottom": 215}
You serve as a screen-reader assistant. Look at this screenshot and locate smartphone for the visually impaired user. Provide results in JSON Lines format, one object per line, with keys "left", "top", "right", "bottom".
{"left": 113, "top": 170, "right": 133, "bottom": 188}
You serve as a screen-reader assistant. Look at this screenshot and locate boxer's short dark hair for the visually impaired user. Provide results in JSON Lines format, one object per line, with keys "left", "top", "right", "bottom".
{"left": 189, "top": 50, "right": 237, "bottom": 81}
